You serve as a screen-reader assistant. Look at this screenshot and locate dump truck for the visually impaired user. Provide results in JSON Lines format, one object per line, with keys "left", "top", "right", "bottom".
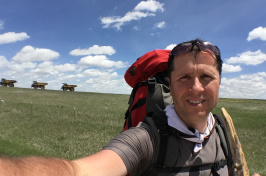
{"left": 61, "top": 83, "right": 77, "bottom": 91}
{"left": 0, "top": 78, "right": 17, "bottom": 87}
{"left": 31, "top": 81, "right": 48, "bottom": 89}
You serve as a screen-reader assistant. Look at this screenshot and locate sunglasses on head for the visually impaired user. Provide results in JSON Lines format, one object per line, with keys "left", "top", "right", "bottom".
{"left": 170, "top": 41, "right": 220, "bottom": 60}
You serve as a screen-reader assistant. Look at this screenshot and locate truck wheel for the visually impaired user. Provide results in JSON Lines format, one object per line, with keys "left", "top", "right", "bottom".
{"left": 34, "top": 86, "right": 38, "bottom": 89}
{"left": 10, "top": 83, "right": 14, "bottom": 87}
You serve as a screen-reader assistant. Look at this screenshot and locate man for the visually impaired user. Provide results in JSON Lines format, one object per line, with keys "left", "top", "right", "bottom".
{"left": 0, "top": 39, "right": 260, "bottom": 176}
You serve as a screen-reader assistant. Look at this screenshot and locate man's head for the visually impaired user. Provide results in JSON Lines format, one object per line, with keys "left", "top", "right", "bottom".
{"left": 168, "top": 39, "right": 222, "bottom": 80}
{"left": 167, "top": 39, "right": 222, "bottom": 131}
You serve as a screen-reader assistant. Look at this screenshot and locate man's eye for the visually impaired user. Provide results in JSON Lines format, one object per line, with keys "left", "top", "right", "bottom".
{"left": 201, "top": 75, "right": 213, "bottom": 80}
{"left": 179, "top": 75, "right": 190, "bottom": 81}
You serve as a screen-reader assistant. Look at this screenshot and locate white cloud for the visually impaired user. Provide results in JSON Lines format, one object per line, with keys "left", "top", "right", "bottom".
{"left": 31, "top": 61, "right": 58, "bottom": 75}
{"left": 30, "top": 62, "right": 76, "bottom": 75}
{"left": 83, "top": 69, "right": 117, "bottom": 78}
{"left": 133, "top": 26, "right": 140, "bottom": 30}
{"left": 0, "top": 56, "right": 9, "bottom": 68}
{"left": 69, "top": 45, "right": 116, "bottom": 56}
{"left": 54, "top": 63, "right": 76, "bottom": 72}
{"left": 134, "top": 0, "right": 164, "bottom": 12}
{"left": 100, "top": 0, "right": 164, "bottom": 30}
{"left": 101, "top": 11, "right": 155, "bottom": 31}
{"left": 0, "top": 32, "right": 30, "bottom": 44}
{"left": 165, "top": 44, "right": 176, "bottom": 50}
{"left": 222, "top": 63, "right": 242, "bottom": 73}
{"left": 154, "top": 21, "right": 166, "bottom": 29}
{"left": 12, "top": 45, "right": 60, "bottom": 63}
{"left": 82, "top": 75, "right": 131, "bottom": 94}
{"left": 247, "top": 26, "right": 266, "bottom": 41}
{"left": 226, "top": 50, "right": 266, "bottom": 65}
{"left": 9, "top": 61, "right": 37, "bottom": 72}
{"left": 78, "top": 55, "right": 126, "bottom": 68}
{"left": 0, "top": 20, "right": 4, "bottom": 30}
{"left": 220, "top": 72, "right": 266, "bottom": 99}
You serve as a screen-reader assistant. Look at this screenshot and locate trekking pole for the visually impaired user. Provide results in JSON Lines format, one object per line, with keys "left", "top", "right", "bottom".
{"left": 221, "top": 107, "right": 249, "bottom": 176}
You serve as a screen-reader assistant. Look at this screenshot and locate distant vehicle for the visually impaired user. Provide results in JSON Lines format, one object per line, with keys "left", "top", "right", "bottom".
{"left": 31, "top": 81, "right": 48, "bottom": 89}
{"left": 0, "top": 78, "right": 17, "bottom": 87}
{"left": 61, "top": 83, "right": 77, "bottom": 91}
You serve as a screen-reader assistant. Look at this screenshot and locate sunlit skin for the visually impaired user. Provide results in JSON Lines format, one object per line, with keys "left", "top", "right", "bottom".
{"left": 169, "top": 51, "right": 221, "bottom": 133}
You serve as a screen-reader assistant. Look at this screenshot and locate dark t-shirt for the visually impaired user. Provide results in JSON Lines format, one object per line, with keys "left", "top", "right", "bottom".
{"left": 103, "top": 122, "right": 228, "bottom": 176}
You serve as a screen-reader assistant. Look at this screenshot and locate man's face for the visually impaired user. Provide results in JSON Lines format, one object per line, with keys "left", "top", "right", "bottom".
{"left": 169, "top": 51, "right": 220, "bottom": 126}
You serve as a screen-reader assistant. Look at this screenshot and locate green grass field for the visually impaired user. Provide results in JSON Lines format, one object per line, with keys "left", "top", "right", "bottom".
{"left": 0, "top": 86, "right": 265, "bottom": 175}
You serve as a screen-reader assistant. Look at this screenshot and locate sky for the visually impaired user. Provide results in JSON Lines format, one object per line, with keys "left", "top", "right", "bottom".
{"left": 0, "top": 0, "right": 266, "bottom": 99}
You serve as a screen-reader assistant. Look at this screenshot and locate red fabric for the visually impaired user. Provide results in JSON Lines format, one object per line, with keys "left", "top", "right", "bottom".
{"left": 123, "top": 86, "right": 148, "bottom": 131}
{"left": 124, "top": 49, "right": 171, "bottom": 88}
{"left": 123, "top": 49, "right": 171, "bottom": 132}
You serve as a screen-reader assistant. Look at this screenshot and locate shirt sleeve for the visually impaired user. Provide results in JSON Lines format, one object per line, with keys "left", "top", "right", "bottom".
{"left": 102, "top": 122, "right": 157, "bottom": 176}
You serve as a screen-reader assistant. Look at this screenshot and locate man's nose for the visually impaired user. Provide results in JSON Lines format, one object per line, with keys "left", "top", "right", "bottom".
{"left": 191, "top": 77, "right": 204, "bottom": 92}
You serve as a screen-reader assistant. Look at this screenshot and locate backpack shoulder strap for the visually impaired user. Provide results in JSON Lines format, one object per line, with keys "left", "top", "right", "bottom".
{"left": 144, "top": 77, "right": 178, "bottom": 167}
{"left": 213, "top": 114, "right": 235, "bottom": 176}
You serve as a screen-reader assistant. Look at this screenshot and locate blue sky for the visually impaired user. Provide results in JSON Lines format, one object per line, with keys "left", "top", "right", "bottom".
{"left": 0, "top": 0, "right": 266, "bottom": 99}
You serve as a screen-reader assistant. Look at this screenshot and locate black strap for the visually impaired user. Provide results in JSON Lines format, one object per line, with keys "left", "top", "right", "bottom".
{"left": 146, "top": 77, "right": 170, "bottom": 166}
{"left": 154, "top": 159, "right": 227, "bottom": 173}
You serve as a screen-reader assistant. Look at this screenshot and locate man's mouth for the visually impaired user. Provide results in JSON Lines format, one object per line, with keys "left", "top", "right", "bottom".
{"left": 188, "top": 100, "right": 204, "bottom": 105}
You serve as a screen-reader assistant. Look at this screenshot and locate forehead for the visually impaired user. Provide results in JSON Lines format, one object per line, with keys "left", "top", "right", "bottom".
{"left": 173, "top": 51, "right": 217, "bottom": 68}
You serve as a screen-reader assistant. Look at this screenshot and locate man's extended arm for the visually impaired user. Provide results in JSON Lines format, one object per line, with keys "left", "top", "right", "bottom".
{"left": 0, "top": 150, "right": 127, "bottom": 176}
{"left": 0, "top": 156, "right": 76, "bottom": 176}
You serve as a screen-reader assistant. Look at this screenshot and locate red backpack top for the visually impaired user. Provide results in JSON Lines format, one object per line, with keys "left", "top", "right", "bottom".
{"left": 124, "top": 49, "right": 171, "bottom": 88}
{"left": 123, "top": 49, "right": 172, "bottom": 130}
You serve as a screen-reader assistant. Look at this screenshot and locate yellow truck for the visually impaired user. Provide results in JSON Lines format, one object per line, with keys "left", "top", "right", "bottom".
{"left": 61, "top": 83, "right": 77, "bottom": 91}
{"left": 0, "top": 78, "right": 17, "bottom": 87}
{"left": 31, "top": 81, "right": 48, "bottom": 89}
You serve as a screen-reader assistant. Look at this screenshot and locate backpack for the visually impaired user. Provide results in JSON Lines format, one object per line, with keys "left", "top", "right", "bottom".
{"left": 123, "top": 49, "right": 172, "bottom": 130}
{"left": 123, "top": 49, "right": 235, "bottom": 175}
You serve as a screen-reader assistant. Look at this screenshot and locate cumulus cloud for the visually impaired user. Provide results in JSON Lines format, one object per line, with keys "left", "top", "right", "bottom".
{"left": 226, "top": 50, "right": 266, "bottom": 65}
{"left": 54, "top": 63, "right": 76, "bottom": 72}
{"left": 165, "top": 44, "right": 176, "bottom": 50}
{"left": 83, "top": 69, "right": 117, "bottom": 78}
{"left": 64, "top": 74, "right": 84, "bottom": 79}
{"left": 101, "top": 11, "right": 155, "bottom": 30}
{"left": 12, "top": 45, "right": 60, "bottom": 63}
{"left": 82, "top": 74, "right": 130, "bottom": 94}
{"left": 222, "top": 63, "right": 242, "bottom": 73}
{"left": 78, "top": 55, "right": 126, "bottom": 68}
{"left": 134, "top": 0, "right": 164, "bottom": 12}
{"left": 247, "top": 26, "right": 266, "bottom": 41}
{"left": 31, "top": 61, "right": 58, "bottom": 75}
{"left": 69, "top": 45, "right": 116, "bottom": 56}
{"left": 0, "top": 32, "right": 30, "bottom": 44}
{"left": 100, "top": 0, "right": 164, "bottom": 30}
{"left": 220, "top": 72, "right": 266, "bottom": 99}
{"left": 154, "top": 21, "right": 166, "bottom": 29}
{"left": 10, "top": 61, "right": 37, "bottom": 72}
{"left": 0, "top": 20, "right": 3, "bottom": 30}
{"left": 0, "top": 56, "right": 9, "bottom": 68}
{"left": 30, "top": 61, "right": 76, "bottom": 75}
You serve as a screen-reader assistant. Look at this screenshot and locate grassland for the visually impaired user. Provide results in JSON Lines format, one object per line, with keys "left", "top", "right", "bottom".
{"left": 0, "top": 86, "right": 265, "bottom": 175}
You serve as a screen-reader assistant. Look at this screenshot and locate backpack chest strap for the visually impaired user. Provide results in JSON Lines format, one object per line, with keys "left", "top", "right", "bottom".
{"left": 153, "top": 159, "right": 227, "bottom": 174}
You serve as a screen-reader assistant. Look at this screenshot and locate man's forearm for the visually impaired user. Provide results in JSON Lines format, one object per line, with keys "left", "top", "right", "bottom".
{"left": 0, "top": 156, "right": 78, "bottom": 176}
